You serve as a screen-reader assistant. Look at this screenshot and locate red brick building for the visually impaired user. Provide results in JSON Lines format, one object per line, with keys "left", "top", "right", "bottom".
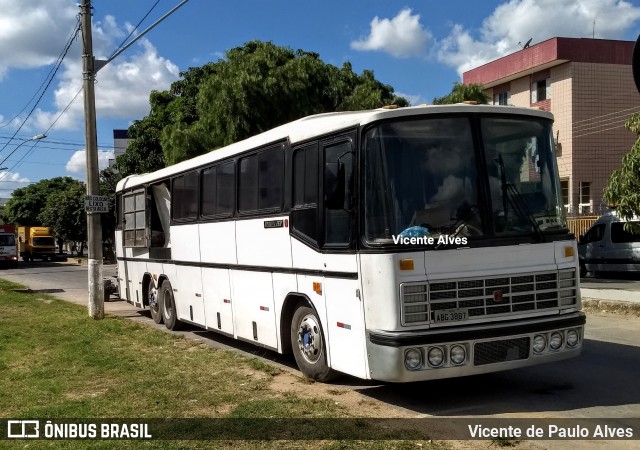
{"left": 463, "top": 37, "right": 640, "bottom": 214}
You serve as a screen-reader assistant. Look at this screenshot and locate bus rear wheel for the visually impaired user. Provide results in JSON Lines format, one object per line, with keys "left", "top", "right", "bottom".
{"left": 159, "top": 280, "right": 182, "bottom": 331}
{"left": 148, "top": 279, "right": 163, "bottom": 324}
{"left": 291, "top": 306, "right": 336, "bottom": 382}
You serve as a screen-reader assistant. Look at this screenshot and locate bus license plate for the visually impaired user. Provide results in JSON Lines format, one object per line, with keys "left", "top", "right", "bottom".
{"left": 434, "top": 308, "right": 468, "bottom": 323}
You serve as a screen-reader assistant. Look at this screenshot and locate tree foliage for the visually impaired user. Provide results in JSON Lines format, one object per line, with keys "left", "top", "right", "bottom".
{"left": 432, "top": 82, "right": 490, "bottom": 105}
{"left": 604, "top": 113, "right": 640, "bottom": 230}
{"left": 2, "top": 177, "right": 79, "bottom": 225}
{"left": 120, "top": 40, "right": 408, "bottom": 170}
{"left": 38, "top": 179, "right": 87, "bottom": 252}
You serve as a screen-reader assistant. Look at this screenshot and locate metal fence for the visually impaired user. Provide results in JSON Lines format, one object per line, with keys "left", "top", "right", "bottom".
{"left": 566, "top": 216, "right": 598, "bottom": 239}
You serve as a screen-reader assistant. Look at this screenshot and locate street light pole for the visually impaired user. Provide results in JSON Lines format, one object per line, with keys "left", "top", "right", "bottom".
{"left": 80, "top": 0, "right": 104, "bottom": 320}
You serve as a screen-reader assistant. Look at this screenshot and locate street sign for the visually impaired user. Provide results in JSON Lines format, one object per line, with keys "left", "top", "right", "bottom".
{"left": 85, "top": 195, "right": 109, "bottom": 213}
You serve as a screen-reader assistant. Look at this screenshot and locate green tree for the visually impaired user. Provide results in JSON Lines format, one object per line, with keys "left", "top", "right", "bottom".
{"left": 2, "top": 177, "right": 79, "bottom": 225}
{"left": 604, "top": 113, "right": 640, "bottom": 231}
{"left": 163, "top": 41, "right": 407, "bottom": 163}
{"left": 99, "top": 166, "right": 122, "bottom": 259}
{"left": 115, "top": 63, "right": 221, "bottom": 176}
{"left": 432, "top": 82, "right": 490, "bottom": 105}
{"left": 119, "top": 41, "right": 407, "bottom": 168}
{"left": 38, "top": 179, "right": 87, "bottom": 256}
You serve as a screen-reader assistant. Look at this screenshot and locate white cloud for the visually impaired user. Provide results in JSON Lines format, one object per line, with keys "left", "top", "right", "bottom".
{"left": 0, "top": 170, "right": 30, "bottom": 198}
{"left": 351, "top": 8, "right": 431, "bottom": 58}
{"left": 438, "top": 0, "right": 640, "bottom": 75}
{"left": 28, "top": 38, "right": 180, "bottom": 132}
{"left": 66, "top": 149, "right": 115, "bottom": 176}
{"left": 0, "top": 2, "right": 180, "bottom": 132}
{"left": 0, "top": 0, "right": 78, "bottom": 79}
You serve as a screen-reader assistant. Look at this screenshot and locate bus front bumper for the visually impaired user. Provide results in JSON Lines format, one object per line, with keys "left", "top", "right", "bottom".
{"left": 366, "top": 312, "right": 586, "bottom": 382}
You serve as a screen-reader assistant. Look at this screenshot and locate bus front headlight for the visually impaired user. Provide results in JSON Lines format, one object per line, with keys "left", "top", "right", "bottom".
{"left": 533, "top": 334, "right": 547, "bottom": 354}
{"left": 427, "top": 347, "right": 444, "bottom": 367}
{"left": 404, "top": 348, "right": 422, "bottom": 370}
{"left": 449, "top": 345, "right": 466, "bottom": 365}
{"left": 566, "top": 329, "right": 580, "bottom": 348}
{"left": 549, "top": 332, "right": 563, "bottom": 350}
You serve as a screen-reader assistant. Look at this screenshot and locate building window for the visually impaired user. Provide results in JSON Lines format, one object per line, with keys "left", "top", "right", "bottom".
{"left": 493, "top": 91, "right": 510, "bottom": 105}
{"left": 579, "top": 182, "right": 592, "bottom": 214}
{"left": 531, "top": 78, "right": 550, "bottom": 103}
{"left": 560, "top": 179, "right": 569, "bottom": 209}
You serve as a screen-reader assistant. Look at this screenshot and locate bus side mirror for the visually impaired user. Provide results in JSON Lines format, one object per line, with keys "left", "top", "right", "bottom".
{"left": 324, "top": 162, "right": 345, "bottom": 210}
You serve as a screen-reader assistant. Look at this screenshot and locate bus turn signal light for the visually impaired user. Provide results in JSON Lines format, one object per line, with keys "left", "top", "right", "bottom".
{"left": 399, "top": 259, "right": 414, "bottom": 271}
{"left": 313, "top": 282, "right": 322, "bottom": 295}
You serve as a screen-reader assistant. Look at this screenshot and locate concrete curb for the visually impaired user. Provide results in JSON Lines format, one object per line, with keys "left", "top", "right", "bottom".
{"left": 582, "top": 298, "right": 640, "bottom": 317}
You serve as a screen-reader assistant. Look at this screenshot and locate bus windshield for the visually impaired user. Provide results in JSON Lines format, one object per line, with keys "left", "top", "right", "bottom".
{"left": 363, "top": 115, "right": 567, "bottom": 245}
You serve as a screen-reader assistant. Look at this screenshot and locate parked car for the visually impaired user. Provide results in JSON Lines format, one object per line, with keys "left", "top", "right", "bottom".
{"left": 577, "top": 211, "right": 640, "bottom": 277}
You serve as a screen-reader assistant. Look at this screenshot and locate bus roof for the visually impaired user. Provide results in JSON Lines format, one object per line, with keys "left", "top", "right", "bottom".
{"left": 116, "top": 103, "right": 553, "bottom": 192}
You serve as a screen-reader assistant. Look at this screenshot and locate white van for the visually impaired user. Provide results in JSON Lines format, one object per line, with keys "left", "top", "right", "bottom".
{"left": 577, "top": 211, "right": 640, "bottom": 276}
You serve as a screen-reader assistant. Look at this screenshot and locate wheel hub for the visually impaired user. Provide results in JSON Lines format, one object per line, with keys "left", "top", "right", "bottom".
{"left": 148, "top": 286, "right": 158, "bottom": 309}
{"left": 297, "top": 314, "right": 321, "bottom": 364}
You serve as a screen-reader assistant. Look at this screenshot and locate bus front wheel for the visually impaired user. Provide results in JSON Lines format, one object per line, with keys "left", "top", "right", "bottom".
{"left": 159, "top": 280, "right": 182, "bottom": 331}
{"left": 148, "top": 279, "right": 163, "bottom": 324}
{"left": 291, "top": 306, "right": 336, "bottom": 382}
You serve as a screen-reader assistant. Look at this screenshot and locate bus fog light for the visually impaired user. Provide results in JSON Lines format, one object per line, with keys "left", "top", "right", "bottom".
{"left": 427, "top": 347, "right": 444, "bottom": 367}
{"left": 533, "top": 335, "right": 547, "bottom": 354}
{"left": 566, "top": 329, "right": 580, "bottom": 348}
{"left": 450, "top": 345, "right": 466, "bottom": 365}
{"left": 549, "top": 332, "right": 563, "bottom": 350}
{"left": 404, "top": 348, "right": 422, "bottom": 370}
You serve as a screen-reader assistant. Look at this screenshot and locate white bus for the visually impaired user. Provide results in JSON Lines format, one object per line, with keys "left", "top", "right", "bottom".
{"left": 115, "top": 104, "right": 585, "bottom": 382}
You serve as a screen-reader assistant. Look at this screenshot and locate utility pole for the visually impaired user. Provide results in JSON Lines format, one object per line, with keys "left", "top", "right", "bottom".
{"left": 80, "top": 0, "right": 104, "bottom": 319}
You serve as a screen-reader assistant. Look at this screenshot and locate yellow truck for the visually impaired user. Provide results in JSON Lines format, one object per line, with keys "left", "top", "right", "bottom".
{"left": 17, "top": 226, "right": 56, "bottom": 262}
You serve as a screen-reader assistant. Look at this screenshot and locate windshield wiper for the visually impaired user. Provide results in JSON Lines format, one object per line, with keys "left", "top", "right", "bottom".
{"left": 497, "top": 155, "right": 545, "bottom": 242}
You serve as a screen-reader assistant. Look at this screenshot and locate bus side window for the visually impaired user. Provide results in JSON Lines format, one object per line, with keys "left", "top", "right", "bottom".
{"left": 291, "top": 143, "right": 319, "bottom": 245}
{"left": 323, "top": 138, "right": 354, "bottom": 247}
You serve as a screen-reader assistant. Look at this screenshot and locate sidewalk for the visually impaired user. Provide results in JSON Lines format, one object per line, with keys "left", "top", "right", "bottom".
{"left": 581, "top": 285, "right": 640, "bottom": 315}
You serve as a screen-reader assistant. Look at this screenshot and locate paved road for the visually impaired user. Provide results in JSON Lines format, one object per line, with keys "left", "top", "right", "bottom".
{"left": 2, "top": 262, "right": 639, "bottom": 447}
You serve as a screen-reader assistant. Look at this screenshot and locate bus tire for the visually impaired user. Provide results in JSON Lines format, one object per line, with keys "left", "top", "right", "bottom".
{"left": 148, "top": 279, "right": 163, "bottom": 324}
{"left": 160, "top": 280, "right": 182, "bottom": 331}
{"left": 291, "top": 305, "right": 337, "bottom": 382}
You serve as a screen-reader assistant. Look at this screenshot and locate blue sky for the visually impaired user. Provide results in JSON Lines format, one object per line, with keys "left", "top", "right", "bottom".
{"left": 0, "top": 0, "right": 639, "bottom": 198}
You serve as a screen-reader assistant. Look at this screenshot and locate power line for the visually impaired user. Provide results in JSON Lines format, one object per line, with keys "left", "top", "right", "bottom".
{"left": 572, "top": 105, "right": 640, "bottom": 127}
{"left": 109, "top": 0, "right": 161, "bottom": 60}
{"left": 0, "top": 20, "right": 81, "bottom": 161}
{"left": 0, "top": 16, "right": 81, "bottom": 130}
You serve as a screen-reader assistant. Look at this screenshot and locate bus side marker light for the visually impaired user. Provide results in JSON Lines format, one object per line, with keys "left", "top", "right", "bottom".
{"left": 563, "top": 246, "right": 575, "bottom": 257}
{"left": 313, "top": 282, "right": 322, "bottom": 295}
{"left": 260, "top": 306, "right": 269, "bottom": 311}
{"left": 337, "top": 322, "right": 351, "bottom": 330}
{"left": 399, "top": 259, "right": 414, "bottom": 271}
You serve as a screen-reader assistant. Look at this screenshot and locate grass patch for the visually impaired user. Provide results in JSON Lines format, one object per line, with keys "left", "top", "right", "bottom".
{"left": 247, "top": 358, "right": 283, "bottom": 376}
{"left": 0, "top": 279, "right": 443, "bottom": 450}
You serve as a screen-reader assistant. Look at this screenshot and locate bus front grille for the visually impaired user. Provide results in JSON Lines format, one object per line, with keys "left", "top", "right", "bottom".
{"left": 474, "top": 337, "right": 530, "bottom": 366}
{"left": 400, "top": 269, "right": 577, "bottom": 325}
